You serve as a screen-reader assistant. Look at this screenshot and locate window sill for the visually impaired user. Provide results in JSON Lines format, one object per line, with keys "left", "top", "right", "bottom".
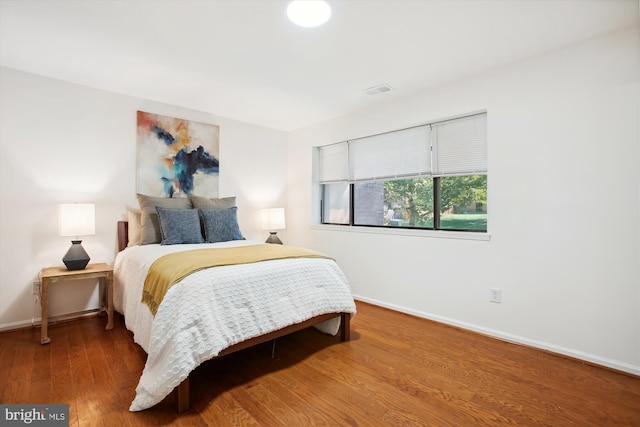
{"left": 310, "top": 224, "right": 491, "bottom": 241}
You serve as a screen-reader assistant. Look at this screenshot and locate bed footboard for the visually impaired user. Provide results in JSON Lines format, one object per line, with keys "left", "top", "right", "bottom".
{"left": 176, "top": 311, "right": 351, "bottom": 413}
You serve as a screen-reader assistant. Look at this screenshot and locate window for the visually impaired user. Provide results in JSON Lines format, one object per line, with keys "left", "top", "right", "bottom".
{"left": 321, "top": 182, "right": 350, "bottom": 225}
{"left": 316, "top": 113, "right": 487, "bottom": 232}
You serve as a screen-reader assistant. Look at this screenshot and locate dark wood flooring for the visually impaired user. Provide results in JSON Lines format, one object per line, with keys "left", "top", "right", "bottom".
{"left": 1, "top": 301, "right": 639, "bottom": 426}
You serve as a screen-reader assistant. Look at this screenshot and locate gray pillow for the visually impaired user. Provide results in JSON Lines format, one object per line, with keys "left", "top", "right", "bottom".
{"left": 189, "top": 194, "right": 236, "bottom": 210}
{"left": 199, "top": 207, "right": 244, "bottom": 243}
{"left": 137, "top": 194, "right": 192, "bottom": 244}
{"left": 156, "top": 207, "right": 204, "bottom": 245}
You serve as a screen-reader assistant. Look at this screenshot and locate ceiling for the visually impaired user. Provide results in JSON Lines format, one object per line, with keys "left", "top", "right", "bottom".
{"left": 1, "top": 0, "right": 637, "bottom": 131}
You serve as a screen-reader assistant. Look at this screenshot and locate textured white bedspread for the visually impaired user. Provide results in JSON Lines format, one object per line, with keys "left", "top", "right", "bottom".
{"left": 113, "top": 241, "right": 356, "bottom": 411}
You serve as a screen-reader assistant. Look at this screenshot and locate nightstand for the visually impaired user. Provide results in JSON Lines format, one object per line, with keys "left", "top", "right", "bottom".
{"left": 40, "top": 263, "right": 114, "bottom": 344}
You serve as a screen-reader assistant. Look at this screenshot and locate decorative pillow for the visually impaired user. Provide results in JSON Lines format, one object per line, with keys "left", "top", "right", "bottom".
{"left": 199, "top": 207, "right": 245, "bottom": 243}
{"left": 190, "top": 194, "right": 236, "bottom": 210}
{"left": 155, "top": 207, "right": 204, "bottom": 245}
{"left": 137, "top": 194, "right": 192, "bottom": 245}
{"left": 126, "top": 207, "right": 142, "bottom": 247}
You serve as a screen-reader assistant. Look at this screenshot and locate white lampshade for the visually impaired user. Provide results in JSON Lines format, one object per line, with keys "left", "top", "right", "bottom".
{"left": 261, "top": 208, "right": 286, "bottom": 231}
{"left": 287, "top": 1, "right": 331, "bottom": 28}
{"left": 58, "top": 204, "right": 95, "bottom": 237}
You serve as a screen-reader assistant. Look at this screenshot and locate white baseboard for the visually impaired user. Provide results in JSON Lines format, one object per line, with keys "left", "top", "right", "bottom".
{"left": 0, "top": 308, "right": 102, "bottom": 332}
{"left": 353, "top": 294, "right": 640, "bottom": 376}
{"left": 0, "top": 318, "right": 37, "bottom": 332}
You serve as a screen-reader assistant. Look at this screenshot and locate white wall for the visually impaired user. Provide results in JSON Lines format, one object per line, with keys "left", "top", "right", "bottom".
{"left": 0, "top": 67, "right": 288, "bottom": 329}
{"left": 287, "top": 27, "right": 640, "bottom": 374}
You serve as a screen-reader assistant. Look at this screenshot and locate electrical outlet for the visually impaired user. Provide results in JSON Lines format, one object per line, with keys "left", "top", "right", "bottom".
{"left": 32, "top": 279, "right": 41, "bottom": 295}
{"left": 490, "top": 288, "right": 501, "bottom": 303}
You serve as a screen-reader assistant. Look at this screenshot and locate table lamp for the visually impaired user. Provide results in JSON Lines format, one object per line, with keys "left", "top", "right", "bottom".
{"left": 261, "top": 208, "right": 285, "bottom": 244}
{"left": 59, "top": 203, "right": 95, "bottom": 270}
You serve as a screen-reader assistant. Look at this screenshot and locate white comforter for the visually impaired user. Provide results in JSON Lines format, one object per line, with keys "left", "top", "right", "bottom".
{"left": 113, "top": 240, "right": 356, "bottom": 411}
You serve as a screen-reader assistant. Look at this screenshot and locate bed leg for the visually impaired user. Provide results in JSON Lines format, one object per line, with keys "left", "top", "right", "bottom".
{"left": 177, "top": 377, "right": 190, "bottom": 413}
{"left": 340, "top": 312, "right": 350, "bottom": 342}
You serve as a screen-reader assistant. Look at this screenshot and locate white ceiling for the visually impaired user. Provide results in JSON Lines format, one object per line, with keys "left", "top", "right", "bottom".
{"left": 1, "top": 0, "right": 637, "bottom": 131}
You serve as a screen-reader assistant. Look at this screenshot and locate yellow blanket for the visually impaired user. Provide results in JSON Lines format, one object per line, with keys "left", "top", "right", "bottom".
{"left": 141, "top": 244, "right": 331, "bottom": 316}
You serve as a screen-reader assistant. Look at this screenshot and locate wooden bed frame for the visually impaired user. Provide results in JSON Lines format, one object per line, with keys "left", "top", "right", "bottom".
{"left": 116, "top": 221, "right": 351, "bottom": 412}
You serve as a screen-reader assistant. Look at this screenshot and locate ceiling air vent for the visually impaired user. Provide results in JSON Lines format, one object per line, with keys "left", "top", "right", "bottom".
{"left": 364, "top": 84, "right": 394, "bottom": 96}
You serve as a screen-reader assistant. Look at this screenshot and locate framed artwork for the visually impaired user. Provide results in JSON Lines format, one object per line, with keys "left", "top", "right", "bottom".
{"left": 136, "top": 111, "right": 220, "bottom": 198}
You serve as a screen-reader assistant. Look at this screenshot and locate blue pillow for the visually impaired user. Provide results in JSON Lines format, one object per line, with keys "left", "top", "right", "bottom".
{"left": 199, "top": 207, "right": 244, "bottom": 243}
{"left": 155, "top": 207, "right": 204, "bottom": 245}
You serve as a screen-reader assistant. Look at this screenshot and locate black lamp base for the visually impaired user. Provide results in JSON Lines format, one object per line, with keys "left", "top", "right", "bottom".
{"left": 62, "top": 240, "right": 90, "bottom": 270}
{"left": 265, "top": 232, "right": 283, "bottom": 245}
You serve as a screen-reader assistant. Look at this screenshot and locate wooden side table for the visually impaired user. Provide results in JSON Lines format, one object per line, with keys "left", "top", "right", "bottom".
{"left": 40, "top": 262, "right": 114, "bottom": 344}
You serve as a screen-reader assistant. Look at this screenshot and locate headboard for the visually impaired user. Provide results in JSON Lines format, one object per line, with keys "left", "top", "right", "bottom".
{"left": 117, "top": 221, "right": 129, "bottom": 252}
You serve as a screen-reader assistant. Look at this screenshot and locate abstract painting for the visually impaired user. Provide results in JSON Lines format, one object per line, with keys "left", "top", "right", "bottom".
{"left": 137, "top": 111, "right": 219, "bottom": 198}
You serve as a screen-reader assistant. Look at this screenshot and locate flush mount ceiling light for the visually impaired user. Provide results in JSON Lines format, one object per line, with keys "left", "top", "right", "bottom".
{"left": 287, "top": 1, "right": 331, "bottom": 28}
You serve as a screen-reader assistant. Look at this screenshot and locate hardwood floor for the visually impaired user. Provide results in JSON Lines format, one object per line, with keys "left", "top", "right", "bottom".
{"left": 1, "top": 301, "right": 639, "bottom": 426}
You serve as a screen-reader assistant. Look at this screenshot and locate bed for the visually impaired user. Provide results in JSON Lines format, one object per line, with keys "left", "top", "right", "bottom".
{"left": 113, "top": 220, "right": 356, "bottom": 413}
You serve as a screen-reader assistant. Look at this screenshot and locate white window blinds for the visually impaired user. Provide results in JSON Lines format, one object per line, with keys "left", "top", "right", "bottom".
{"left": 432, "top": 113, "right": 487, "bottom": 176}
{"left": 316, "top": 112, "right": 486, "bottom": 183}
{"left": 348, "top": 125, "right": 431, "bottom": 182}
{"left": 318, "top": 142, "right": 349, "bottom": 183}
